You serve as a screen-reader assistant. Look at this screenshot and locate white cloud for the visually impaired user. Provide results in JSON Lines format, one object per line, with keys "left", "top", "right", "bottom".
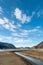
{"left": 0, "top": 37, "right": 3, "bottom": 41}
{"left": 21, "top": 14, "right": 27, "bottom": 23}
{"left": 12, "top": 33, "right": 20, "bottom": 37}
{"left": 0, "top": 19, "right": 5, "bottom": 24}
{"left": 14, "top": 38, "right": 33, "bottom": 47}
{"left": 0, "top": 18, "right": 10, "bottom": 30}
{"left": 0, "top": 35, "right": 33, "bottom": 47}
{"left": 11, "top": 26, "right": 40, "bottom": 38}
{"left": 9, "top": 22, "right": 16, "bottom": 29}
{"left": 14, "top": 8, "right": 22, "bottom": 20}
{"left": 15, "top": 39, "right": 23, "bottom": 43}
{"left": 11, "top": 26, "right": 41, "bottom": 38}
{"left": 20, "top": 30, "right": 28, "bottom": 36}
{"left": 14, "top": 8, "right": 32, "bottom": 23}
{"left": 0, "top": 36, "right": 13, "bottom": 43}
{"left": 28, "top": 26, "right": 40, "bottom": 33}
{"left": 20, "top": 26, "right": 40, "bottom": 36}
{"left": 10, "top": 28, "right": 15, "bottom": 32}
{"left": 3, "top": 24, "right": 10, "bottom": 29}
{"left": 17, "top": 23, "right": 21, "bottom": 27}
{"left": 3, "top": 17, "right": 9, "bottom": 23}
{"left": 28, "top": 28, "right": 38, "bottom": 32}
{"left": 0, "top": 18, "right": 9, "bottom": 25}
{"left": 0, "top": 17, "right": 17, "bottom": 32}
{"left": 36, "top": 26, "right": 40, "bottom": 29}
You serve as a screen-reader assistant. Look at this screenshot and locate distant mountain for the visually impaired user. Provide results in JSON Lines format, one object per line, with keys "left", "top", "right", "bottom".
{"left": 24, "top": 47, "right": 30, "bottom": 49}
{"left": 32, "top": 41, "right": 43, "bottom": 49}
{"left": 0, "top": 42, "right": 16, "bottom": 49}
{"left": 17, "top": 47, "right": 30, "bottom": 49}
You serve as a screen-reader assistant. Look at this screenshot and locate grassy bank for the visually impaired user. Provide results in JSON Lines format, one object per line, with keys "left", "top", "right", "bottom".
{"left": 20, "top": 49, "right": 43, "bottom": 62}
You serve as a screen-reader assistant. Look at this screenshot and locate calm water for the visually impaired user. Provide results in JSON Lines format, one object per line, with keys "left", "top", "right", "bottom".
{"left": 15, "top": 52, "right": 43, "bottom": 65}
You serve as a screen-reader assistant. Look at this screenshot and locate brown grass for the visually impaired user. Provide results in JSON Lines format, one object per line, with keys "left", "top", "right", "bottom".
{"left": 20, "top": 49, "right": 43, "bottom": 62}
{"left": 0, "top": 51, "right": 36, "bottom": 65}
{"left": 0, "top": 51, "right": 28, "bottom": 65}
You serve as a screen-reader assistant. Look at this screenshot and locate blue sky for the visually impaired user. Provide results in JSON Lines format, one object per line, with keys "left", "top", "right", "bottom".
{"left": 0, "top": 0, "right": 43, "bottom": 47}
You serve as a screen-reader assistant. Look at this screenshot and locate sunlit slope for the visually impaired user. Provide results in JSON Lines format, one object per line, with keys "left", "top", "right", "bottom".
{"left": 32, "top": 41, "right": 43, "bottom": 49}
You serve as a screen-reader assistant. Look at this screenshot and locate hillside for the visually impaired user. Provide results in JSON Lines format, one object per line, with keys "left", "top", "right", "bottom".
{"left": 0, "top": 42, "right": 16, "bottom": 49}
{"left": 32, "top": 41, "right": 43, "bottom": 49}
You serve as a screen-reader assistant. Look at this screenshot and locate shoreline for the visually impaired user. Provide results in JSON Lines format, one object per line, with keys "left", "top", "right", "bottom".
{"left": 0, "top": 51, "right": 36, "bottom": 65}
{"left": 20, "top": 49, "right": 43, "bottom": 62}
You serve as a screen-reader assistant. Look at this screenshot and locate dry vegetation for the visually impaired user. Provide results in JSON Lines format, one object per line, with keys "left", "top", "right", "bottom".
{"left": 20, "top": 49, "right": 43, "bottom": 62}
{"left": 0, "top": 51, "right": 27, "bottom": 65}
{"left": 0, "top": 51, "right": 36, "bottom": 65}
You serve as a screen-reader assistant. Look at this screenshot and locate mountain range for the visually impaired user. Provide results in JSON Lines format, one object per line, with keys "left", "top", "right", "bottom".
{"left": 32, "top": 41, "right": 43, "bottom": 49}
{"left": 0, "top": 42, "right": 16, "bottom": 49}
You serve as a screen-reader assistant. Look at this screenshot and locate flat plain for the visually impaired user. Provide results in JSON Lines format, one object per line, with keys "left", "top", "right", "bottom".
{"left": 20, "top": 49, "right": 43, "bottom": 62}
{"left": 0, "top": 51, "right": 35, "bottom": 65}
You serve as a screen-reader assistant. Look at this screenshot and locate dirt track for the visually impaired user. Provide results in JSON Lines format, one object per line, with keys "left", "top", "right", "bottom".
{"left": 0, "top": 51, "right": 35, "bottom": 65}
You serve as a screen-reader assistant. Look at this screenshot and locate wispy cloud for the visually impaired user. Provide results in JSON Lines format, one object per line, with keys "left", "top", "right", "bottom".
{"left": 15, "top": 39, "right": 23, "bottom": 43}
{"left": 14, "top": 38, "right": 33, "bottom": 47}
{"left": 0, "top": 36, "right": 13, "bottom": 43}
{"left": 0, "top": 17, "right": 17, "bottom": 32}
{"left": 37, "top": 10, "right": 43, "bottom": 17}
{"left": 16, "top": 23, "right": 22, "bottom": 28}
{"left": 11, "top": 26, "right": 41, "bottom": 38}
{"left": 20, "top": 26, "right": 40, "bottom": 36}
{"left": 14, "top": 8, "right": 33, "bottom": 23}
{"left": 14, "top": 8, "right": 22, "bottom": 20}
{"left": 0, "top": 35, "right": 33, "bottom": 47}
{"left": 0, "top": 16, "right": 40, "bottom": 38}
{"left": 0, "top": 37, "right": 3, "bottom": 41}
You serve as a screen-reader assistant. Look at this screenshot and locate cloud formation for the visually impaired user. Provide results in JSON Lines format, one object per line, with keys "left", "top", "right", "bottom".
{"left": 19, "top": 26, "right": 40, "bottom": 36}
{"left": 14, "top": 8, "right": 32, "bottom": 23}
{"left": 0, "top": 17, "right": 17, "bottom": 32}
{"left": 37, "top": 10, "right": 43, "bottom": 17}
{"left": 0, "top": 5, "right": 43, "bottom": 47}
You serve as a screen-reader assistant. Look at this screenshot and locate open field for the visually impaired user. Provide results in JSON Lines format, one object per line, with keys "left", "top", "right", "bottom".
{"left": 0, "top": 51, "right": 27, "bottom": 65}
{"left": 20, "top": 49, "right": 43, "bottom": 62}
{"left": 0, "top": 51, "right": 36, "bottom": 65}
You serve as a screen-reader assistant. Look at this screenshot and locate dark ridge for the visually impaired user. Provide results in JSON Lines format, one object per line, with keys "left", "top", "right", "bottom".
{"left": 0, "top": 42, "right": 16, "bottom": 49}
